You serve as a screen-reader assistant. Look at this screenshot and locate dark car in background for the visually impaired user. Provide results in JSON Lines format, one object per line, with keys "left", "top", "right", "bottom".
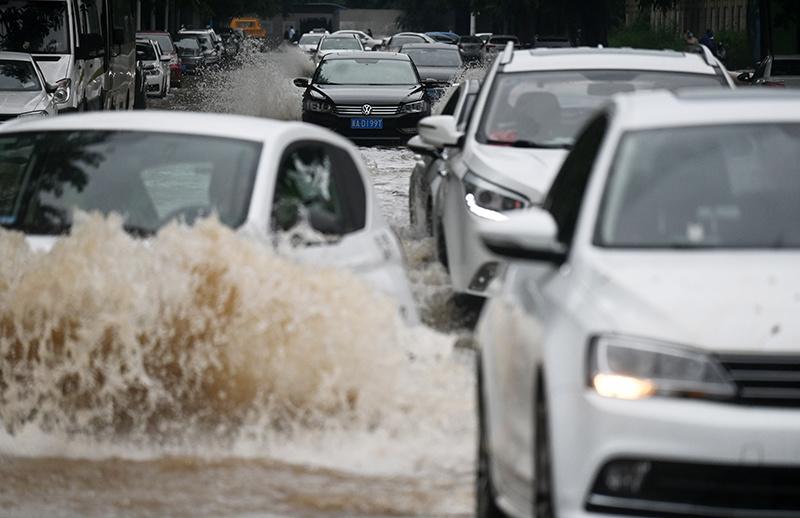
{"left": 457, "top": 35, "right": 484, "bottom": 63}
{"left": 484, "top": 34, "right": 520, "bottom": 57}
{"left": 295, "top": 52, "right": 432, "bottom": 141}
{"left": 739, "top": 54, "right": 800, "bottom": 88}
{"left": 400, "top": 43, "right": 463, "bottom": 102}
{"left": 425, "top": 31, "right": 459, "bottom": 44}
{"left": 175, "top": 36, "right": 205, "bottom": 74}
{"left": 137, "top": 31, "right": 182, "bottom": 88}
{"left": 382, "top": 32, "right": 435, "bottom": 52}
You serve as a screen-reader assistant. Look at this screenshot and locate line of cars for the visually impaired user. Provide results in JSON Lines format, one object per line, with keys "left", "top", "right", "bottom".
{"left": 406, "top": 42, "right": 800, "bottom": 518}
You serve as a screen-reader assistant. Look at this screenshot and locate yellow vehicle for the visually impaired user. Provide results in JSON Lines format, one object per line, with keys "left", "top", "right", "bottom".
{"left": 230, "top": 17, "right": 267, "bottom": 38}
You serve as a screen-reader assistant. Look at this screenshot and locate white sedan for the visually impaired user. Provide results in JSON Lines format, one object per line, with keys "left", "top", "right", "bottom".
{"left": 0, "top": 111, "right": 418, "bottom": 322}
{"left": 0, "top": 52, "right": 59, "bottom": 122}
{"left": 475, "top": 89, "right": 800, "bottom": 517}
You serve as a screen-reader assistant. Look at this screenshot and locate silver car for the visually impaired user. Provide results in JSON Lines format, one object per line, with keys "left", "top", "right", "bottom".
{"left": 0, "top": 52, "right": 58, "bottom": 122}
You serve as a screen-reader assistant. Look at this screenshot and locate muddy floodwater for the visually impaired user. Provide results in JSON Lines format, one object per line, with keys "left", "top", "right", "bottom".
{"left": 0, "top": 48, "right": 485, "bottom": 516}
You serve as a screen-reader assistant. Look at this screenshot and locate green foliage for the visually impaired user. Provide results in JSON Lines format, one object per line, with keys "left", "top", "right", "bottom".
{"left": 637, "top": 0, "right": 675, "bottom": 12}
{"left": 716, "top": 29, "right": 750, "bottom": 70}
{"left": 609, "top": 16, "right": 683, "bottom": 50}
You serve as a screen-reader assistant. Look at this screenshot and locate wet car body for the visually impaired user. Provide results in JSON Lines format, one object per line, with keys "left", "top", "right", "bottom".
{"left": 739, "top": 54, "right": 800, "bottom": 88}
{"left": 297, "top": 52, "right": 432, "bottom": 141}
{"left": 0, "top": 52, "right": 58, "bottom": 122}
{"left": 0, "top": 111, "right": 419, "bottom": 323}
{"left": 137, "top": 31, "right": 182, "bottom": 88}
{"left": 400, "top": 42, "right": 464, "bottom": 102}
{"left": 475, "top": 90, "right": 800, "bottom": 518}
{"left": 175, "top": 36, "right": 206, "bottom": 73}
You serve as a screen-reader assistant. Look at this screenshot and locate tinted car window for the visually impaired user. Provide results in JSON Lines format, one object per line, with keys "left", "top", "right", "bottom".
{"left": 771, "top": 59, "right": 800, "bottom": 76}
{"left": 320, "top": 37, "right": 361, "bottom": 50}
{"left": 315, "top": 58, "right": 418, "bottom": 85}
{"left": 403, "top": 48, "right": 461, "bottom": 67}
{"left": 0, "top": 131, "right": 262, "bottom": 235}
{"left": 299, "top": 34, "right": 322, "bottom": 45}
{"left": 136, "top": 42, "right": 156, "bottom": 60}
{"left": 0, "top": 0, "right": 70, "bottom": 54}
{"left": 597, "top": 123, "right": 800, "bottom": 248}
{"left": 0, "top": 60, "right": 40, "bottom": 91}
{"left": 391, "top": 35, "right": 425, "bottom": 47}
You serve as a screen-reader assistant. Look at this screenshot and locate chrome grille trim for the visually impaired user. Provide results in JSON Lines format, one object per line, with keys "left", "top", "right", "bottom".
{"left": 718, "top": 354, "right": 800, "bottom": 407}
{"left": 335, "top": 104, "right": 399, "bottom": 116}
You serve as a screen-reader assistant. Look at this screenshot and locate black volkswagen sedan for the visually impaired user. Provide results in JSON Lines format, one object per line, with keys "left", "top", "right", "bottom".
{"left": 294, "top": 52, "right": 432, "bottom": 141}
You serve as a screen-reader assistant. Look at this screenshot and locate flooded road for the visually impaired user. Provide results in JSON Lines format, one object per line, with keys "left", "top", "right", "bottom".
{"left": 0, "top": 48, "right": 482, "bottom": 516}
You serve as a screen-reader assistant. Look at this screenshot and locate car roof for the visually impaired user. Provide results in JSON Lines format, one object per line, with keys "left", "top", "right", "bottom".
{"left": 502, "top": 47, "right": 719, "bottom": 74}
{"left": 392, "top": 32, "right": 427, "bottom": 38}
{"left": 0, "top": 111, "right": 321, "bottom": 143}
{"left": 611, "top": 90, "right": 800, "bottom": 131}
{"left": 0, "top": 52, "right": 34, "bottom": 62}
{"left": 137, "top": 31, "right": 169, "bottom": 35}
{"left": 323, "top": 51, "right": 411, "bottom": 61}
{"left": 401, "top": 42, "right": 458, "bottom": 50}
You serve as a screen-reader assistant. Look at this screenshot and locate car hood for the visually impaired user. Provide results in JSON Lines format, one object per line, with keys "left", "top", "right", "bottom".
{"left": 416, "top": 66, "right": 460, "bottom": 83}
{"left": 313, "top": 84, "right": 424, "bottom": 105}
{"left": 0, "top": 91, "right": 47, "bottom": 114}
{"left": 298, "top": 44, "right": 316, "bottom": 52}
{"left": 463, "top": 141, "right": 567, "bottom": 203}
{"left": 32, "top": 54, "right": 71, "bottom": 83}
{"left": 578, "top": 252, "right": 800, "bottom": 353}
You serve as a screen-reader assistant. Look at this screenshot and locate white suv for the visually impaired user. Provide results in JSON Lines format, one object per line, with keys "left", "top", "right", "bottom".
{"left": 475, "top": 89, "right": 800, "bottom": 518}
{"left": 417, "top": 45, "right": 734, "bottom": 297}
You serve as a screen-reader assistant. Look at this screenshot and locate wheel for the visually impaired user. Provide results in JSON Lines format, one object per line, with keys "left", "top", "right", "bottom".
{"left": 534, "top": 375, "right": 555, "bottom": 518}
{"left": 477, "top": 357, "right": 508, "bottom": 518}
{"left": 434, "top": 219, "right": 449, "bottom": 271}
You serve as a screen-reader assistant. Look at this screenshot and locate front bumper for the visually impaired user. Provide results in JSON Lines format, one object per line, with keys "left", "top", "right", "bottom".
{"left": 302, "top": 110, "right": 428, "bottom": 140}
{"left": 551, "top": 390, "right": 800, "bottom": 517}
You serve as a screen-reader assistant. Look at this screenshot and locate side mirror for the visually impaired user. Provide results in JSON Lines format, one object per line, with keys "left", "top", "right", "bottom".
{"left": 407, "top": 135, "right": 439, "bottom": 157}
{"left": 293, "top": 77, "right": 309, "bottom": 88}
{"left": 418, "top": 115, "right": 462, "bottom": 148}
{"left": 737, "top": 71, "right": 753, "bottom": 82}
{"left": 478, "top": 207, "right": 567, "bottom": 264}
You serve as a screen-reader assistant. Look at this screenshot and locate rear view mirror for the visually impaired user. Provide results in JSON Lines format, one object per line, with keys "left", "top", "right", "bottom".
{"left": 293, "top": 77, "right": 309, "bottom": 88}
{"left": 478, "top": 207, "right": 566, "bottom": 264}
{"left": 418, "top": 115, "right": 462, "bottom": 148}
{"left": 407, "top": 135, "right": 438, "bottom": 157}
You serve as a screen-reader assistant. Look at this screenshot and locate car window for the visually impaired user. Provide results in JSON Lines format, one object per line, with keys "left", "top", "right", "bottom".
{"left": 136, "top": 42, "right": 156, "bottom": 60}
{"left": 0, "top": 0, "right": 70, "bottom": 54}
{"left": 770, "top": 59, "right": 800, "bottom": 76}
{"left": 597, "top": 123, "right": 800, "bottom": 249}
{"left": 403, "top": 48, "right": 461, "bottom": 67}
{"left": 439, "top": 88, "right": 460, "bottom": 115}
{"left": 299, "top": 34, "right": 322, "bottom": 45}
{"left": 754, "top": 59, "right": 768, "bottom": 79}
{"left": 0, "top": 131, "right": 262, "bottom": 235}
{"left": 0, "top": 60, "right": 41, "bottom": 91}
{"left": 457, "top": 93, "right": 478, "bottom": 130}
{"left": 315, "top": 58, "right": 418, "bottom": 86}
{"left": 320, "top": 37, "right": 361, "bottom": 51}
{"left": 544, "top": 114, "right": 608, "bottom": 246}
{"left": 144, "top": 34, "right": 174, "bottom": 53}
{"left": 272, "top": 142, "right": 366, "bottom": 237}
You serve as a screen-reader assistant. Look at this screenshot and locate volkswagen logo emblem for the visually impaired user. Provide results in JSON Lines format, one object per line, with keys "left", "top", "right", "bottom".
{"left": 361, "top": 104, "right": 373, "bottom": 116}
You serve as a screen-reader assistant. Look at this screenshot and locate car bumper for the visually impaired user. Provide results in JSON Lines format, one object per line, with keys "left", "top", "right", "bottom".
{"left": 551, "top": 391, "right": 800, "bottom": 517}
{"left": 302, "top": 111, "right": 428, "bottom": 140}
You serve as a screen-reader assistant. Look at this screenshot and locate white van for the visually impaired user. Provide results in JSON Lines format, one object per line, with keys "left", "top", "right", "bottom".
{"left": 0, "top": 0, "right": 137, "bottom": 112}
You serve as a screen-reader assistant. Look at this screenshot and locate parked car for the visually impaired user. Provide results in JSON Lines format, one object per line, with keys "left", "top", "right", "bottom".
{"left": 738, "top": 54, "right": 800, "bottom": 88}
{"left": 484, "top": 35, "right": 520, "bottom": 57}
{"left": 0, "top": 111, "right": 418, "bottom": 322}
{"left": 407, "top": 79, "right": 481, "bottom": 237}
{"left": 0, "top": 52, "right": 58, "bottom": 122}
{"left": 137, "top": 31, "right": 182, "bottom": 88}
{"left": 332, "top": 30, "right": 381, "bottom": 50}
{"left": 230, "top": 17, "right": 267, "bottom": 39}
{"left": 382, "top": 32, "right": 435, "bottom": 52}
{"left": 295, "top": 52, "right": 433, "bottom": 141}
{"left": 418, "top": 45, "right": 734, "bottom": 296}
{"left": 312, "top": 34, "right": 364, "bottom": 65}
{"left": 297, "top": 33, "right": 324, "bottom": 54}
{"left": 136, "top": 40, "right": 169, "bottom": 98}
{"left": 426, "top": 31, "right": 460, "bottom": 44}
{"left": 178, "top": 30, "right": 221, "bottom": 66}
{"left": 458, "top": 35, "right": 485, "bottom": 63}
{"left": 175, "top": 36, "right": 206, "bottom": 74}
{"left": 475, "top": 89, "right": 800, "bottom": 518}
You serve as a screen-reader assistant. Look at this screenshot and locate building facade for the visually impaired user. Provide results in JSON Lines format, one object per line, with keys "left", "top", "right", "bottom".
{"left": 627, "top": 0, "right": 749, "bottom": 33}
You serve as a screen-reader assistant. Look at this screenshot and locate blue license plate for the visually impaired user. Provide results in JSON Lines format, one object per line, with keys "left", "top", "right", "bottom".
{"left": 350, "top": 117, "right": 383, "bottom": 130}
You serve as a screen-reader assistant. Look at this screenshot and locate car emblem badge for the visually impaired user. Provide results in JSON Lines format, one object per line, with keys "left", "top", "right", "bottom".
{"left": 361, "top": 104, "right": 373, "bottom": 116}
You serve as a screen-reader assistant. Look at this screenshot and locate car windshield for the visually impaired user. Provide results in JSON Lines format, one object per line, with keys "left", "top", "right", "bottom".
{"left": 597, "top": 123, "right": 800, "bottom": 249}
{"left": 141, "top": 34, "right": 174, "bottom": 53}
{"left": 0, "top": 60, "right": 40, "bottom": 91}
{"left": 459, "top": 36, "right": 481, "bottom": 44}
{"left": 0, "top": 0, "right": 70, "bottom": 54}
{"left": 136, "top": 42, "right": 156, "bottom": 61}
{"left": 177, "top": 38, "right": 199, "bottom": 53}
{"left": 479, "top": 70, "right": 728, "bottom": 148}
{"left": 771, "top": 58, "right": 800, "bottom": 76}
{"left": 391, "top": 35, "right": 424, "bottom": 47}
{"left": 320, "top": 37, "right": 360, "bottom": 51}
{"left": 403, "top": 48, "right": 461, "bottom": 67}
{"left": 315, "top": 58, "right": 418, "bottom": 85}
{"left": 299, "top": 34, "right": 322, "bottom": 45}
{"left": 0, "top": 131, "right": 262, "bottom": 236}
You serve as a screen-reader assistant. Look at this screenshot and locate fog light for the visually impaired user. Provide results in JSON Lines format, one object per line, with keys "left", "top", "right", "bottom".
{"left": 603, "top": 460, "right": 651, "bottom": 495}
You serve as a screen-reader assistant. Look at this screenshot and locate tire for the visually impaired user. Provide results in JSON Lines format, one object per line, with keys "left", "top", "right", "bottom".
{"left": 434, "top": 219, "right": 449, "bottom": 271}
{"left": 477, "top": 356, "right": 508, "bottom": 518}
{"left": 534, "top": 375, "right": 556, "bottom": 518}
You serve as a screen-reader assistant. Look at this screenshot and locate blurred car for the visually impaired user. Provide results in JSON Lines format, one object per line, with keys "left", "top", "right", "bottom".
{"left": 312, "top": 34, "right": 364, "bottom": 65}
{"left": 309, "top": 27, "right": 330, "bottom": 35}
{"left": 133, "top": 57, "right": 147, "bottom": 110}
{"left": 332, "top": 30, "right": 381, "bottom": 50}
{"left": 382, "top": 32, "right": 435, "bottom": 52}
{"left": 458, "top": 35, "right": 484, "bottom": 63}
{"left": 0, "top": 111, "right": 418, "bottom": 322}
{"left": 178, "top": 30, "right": 220, "bottom": 66}
{"left": 217, "top": 27, "right": 244, "bottom": 57}
{"left": 400, "top": 42, "right": 463, "bottom": 102}
{"left": 418, "top": 45, "right": 735, "bottom": 296}
{"left": 426, "top": 31, "right": 460, "bottom": 44}
{"left": 137, "top": 31, "right": 182, "bottom": 88}
{"left": 476, "top": 32, "right": 493, "bottom": 44}
{"left": 230, "top": 17, "right": 266, "bottom": 39}
{"left": 534, "top": 35, "right": 573, "bottom": 48}
{"left": 297, "top": 32, "right": 324, "bottom": 54}
{"left": 407, "top": 79, "right": 481, "bottom": 237}
{"left": 174, "top": 36, "right": 205, "bottom": 74}
{"left": 0, "top": 52, "right": 58, "bottom": 122}
{"left": 136, "top": 39, "right": 169, "bottom": 98}
{"left": 484, "top": 35, "right": 520, "bottom": 57}
{"left": 475, "top": 89, "right": 800, "bottom": 518}
{"left": 295, "top": 52, "right": 432, "bottom": 141}
{"left": 738, "top": 54, "right": 800, "bottom": 88}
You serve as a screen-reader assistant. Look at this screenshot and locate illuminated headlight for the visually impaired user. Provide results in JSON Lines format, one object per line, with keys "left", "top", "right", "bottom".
{"left": 303, "top": 98, "right": 333, "bottom": 113}
{"left": 53, "top": 78, "right": 71, "bottom": 104}
{"left": 399, "top": 100, "right": 428, "bottom": 113}
{"left": 17, "top": 110, "right": 49, "bottom": 120}
{"left": 463, "top": 171, "right": 529, "bottom": 221}
{"left": 589, "top": 336, "right": 736, "bottom": 401}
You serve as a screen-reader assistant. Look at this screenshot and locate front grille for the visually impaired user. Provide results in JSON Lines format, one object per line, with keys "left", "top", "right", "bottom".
{"left": 335, "top": 104, "right": 398, "bottom": 116}
{"left": 587, "top": 458, "right": 800, "bottom": 517}
{"left": 719, "top": 354, "right": 800, "bottom": 407}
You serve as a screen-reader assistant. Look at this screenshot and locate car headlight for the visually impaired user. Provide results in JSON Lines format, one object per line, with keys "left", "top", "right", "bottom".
{"left": 303, "top": 98, "right": 333, "bottom": 113}
{"left": 463, "top": 171, "right": 529, "bottom": 221}
{"left": 589, "top": 335, "right": 736, "bottom": 401}
{"left": 399, "top": 100, "right": 428, "bottom": 114}
{"left": 53, "top": 78, "right": 71, "bottom": 104}
{"left": 17, "top": 110, "right": 49, "bottom": 120}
